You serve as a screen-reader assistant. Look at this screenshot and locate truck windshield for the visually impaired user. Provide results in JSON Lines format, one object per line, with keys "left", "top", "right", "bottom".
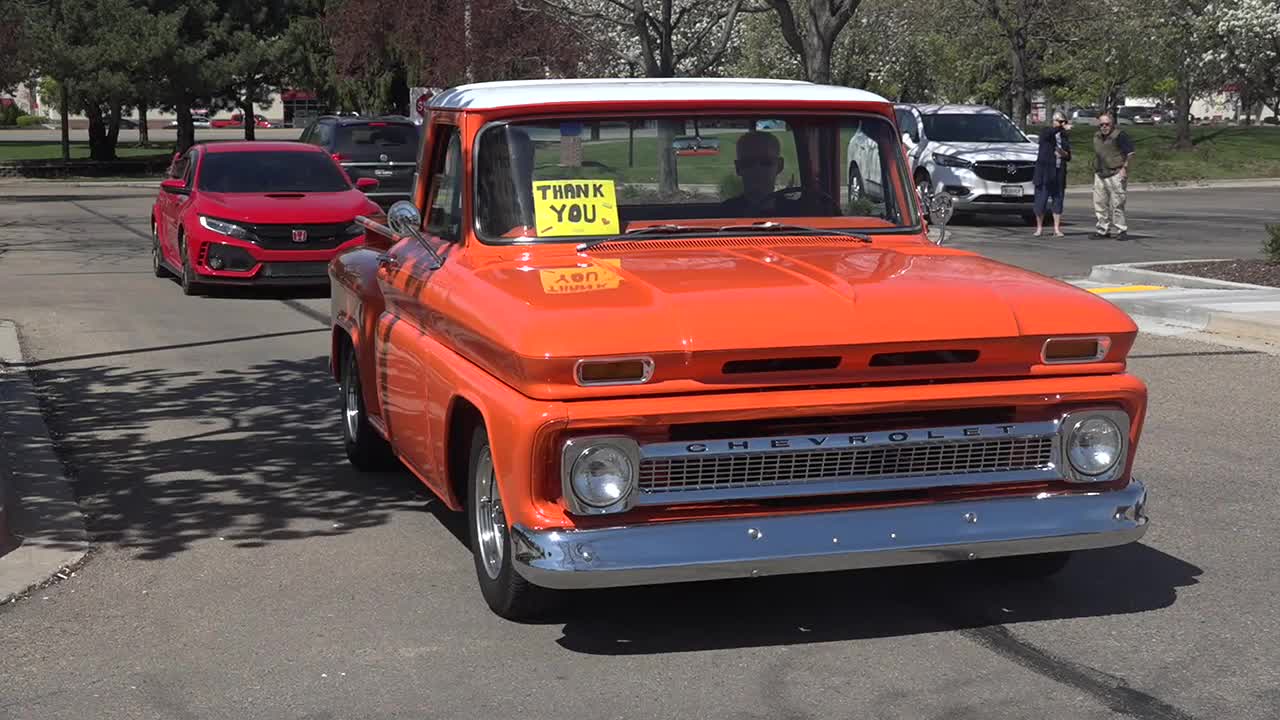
{"left": 197, "top": 151, "right": 352, "bottom": 193}
{"left": 473, "top": 113, "right": 916, "bottom": 243}
{"left": 920, "top": 113, "right": 1028, "bottom": 143}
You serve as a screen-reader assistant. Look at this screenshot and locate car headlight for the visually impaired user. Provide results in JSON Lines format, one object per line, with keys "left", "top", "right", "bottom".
{"left": 932, "top": 153, "right": 973, "bottom": 169}
{"left": 562, "top": 437, "right": 639, "bottom": 514}
{"left": 1060, "top": 410, "right": 1128, "bottom": 481}
{"left": 199, "top": 216, "right": 255, "bottom": 242}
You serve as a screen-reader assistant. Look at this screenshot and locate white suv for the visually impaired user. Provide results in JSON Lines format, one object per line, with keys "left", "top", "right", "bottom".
{"left": 851, "top": 104, "right": 1040, "bottom": 224}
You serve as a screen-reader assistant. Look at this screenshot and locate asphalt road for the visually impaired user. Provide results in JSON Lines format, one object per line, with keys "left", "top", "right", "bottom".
{"left": 0, "top": 186, "right": 1277, "bottom": 720}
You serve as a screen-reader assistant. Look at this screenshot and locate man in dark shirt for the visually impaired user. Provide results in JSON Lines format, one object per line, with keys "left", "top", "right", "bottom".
{"left": 719, "top": 131, "right": 829, "bottom": 218}
{"left": 1092, "top": 112, "right": 1136, "bottom": 240}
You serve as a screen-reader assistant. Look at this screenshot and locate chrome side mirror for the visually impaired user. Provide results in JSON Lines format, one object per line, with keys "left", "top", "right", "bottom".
{"left": 929, "top": 191, "right": 954, "bottom": 245}
{"left": 387, "top": 200, "right": 422, "bottom": 236}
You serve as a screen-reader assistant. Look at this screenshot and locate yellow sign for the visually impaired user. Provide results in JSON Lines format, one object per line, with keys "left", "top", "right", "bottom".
{"left": 532, "top": 179, "right": 619, "bottom": 237}
{"left": 539, "top": 259, "right": 623, "bottom": 295}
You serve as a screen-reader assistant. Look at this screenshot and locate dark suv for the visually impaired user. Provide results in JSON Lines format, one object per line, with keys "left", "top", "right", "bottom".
{"left": 298, "top": 115, "right": 421, "bottom": 207}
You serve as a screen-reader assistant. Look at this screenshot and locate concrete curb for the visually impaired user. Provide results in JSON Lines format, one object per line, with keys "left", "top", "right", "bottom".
{"left": 0, "top": 320, "right": 89, "bottom": 604}
{"left": 1088, "top": 260, "right": 1279, "bottom": 291}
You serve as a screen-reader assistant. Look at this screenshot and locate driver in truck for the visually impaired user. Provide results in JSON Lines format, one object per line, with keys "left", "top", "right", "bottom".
{"left": 720, "top": 130, "right": 831, "bottom": 218}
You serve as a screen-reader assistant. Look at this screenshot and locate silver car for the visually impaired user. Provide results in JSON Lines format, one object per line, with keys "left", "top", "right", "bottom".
{"left": 885, "top": 104, "right": 1041, "bottom": 224}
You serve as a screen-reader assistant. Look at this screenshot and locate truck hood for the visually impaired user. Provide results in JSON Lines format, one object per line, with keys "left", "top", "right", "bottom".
{"left": 196, "top": 191, "right": 376, "bottom": 225}
{"left": 436, "top": 239, "right": 1137, "bottom": 399}
{"left": 927, "top": 141, "right": 1038, "bottom": 162}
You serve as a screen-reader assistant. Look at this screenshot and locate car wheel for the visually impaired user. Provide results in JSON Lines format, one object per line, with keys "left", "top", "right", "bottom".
{"left": 915, "top": 174, "right": 933, "bottom": 222}
{"left": 981, "top": 551, "right": 1073, "bottom": 580}
{"left": 847, "top": 162, "right": 864, "bottom": 202}
{"left": 467, "top": 423, "right": 553, "bottom": 620}
{"left": 178, "top": 237, "right": 205, "bottom": 296}
{"left": 339, "top": 342, "right": 398, "bottom": 471}
{"left": 1022, "top": 212, "right": 1040, "bottom": 226}
{"left": 151, "top": 221, "right": 169, "bottom": 278}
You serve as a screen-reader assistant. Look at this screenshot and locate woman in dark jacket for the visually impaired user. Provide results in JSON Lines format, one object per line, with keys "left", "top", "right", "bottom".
{"left": 1032, "top": 111, "right": 1072, "bottom": 237}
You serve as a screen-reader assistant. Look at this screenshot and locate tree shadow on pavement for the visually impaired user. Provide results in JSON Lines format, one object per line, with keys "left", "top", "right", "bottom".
{"left": 24, "top": 355, "right": 431, "bottom": 561}
{"left": 549, "top": 542, "right": 1199, "bottom": 655}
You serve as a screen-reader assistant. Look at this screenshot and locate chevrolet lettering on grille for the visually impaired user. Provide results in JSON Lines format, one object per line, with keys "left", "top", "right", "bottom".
{"left": 667, "top": 423, "right": 1024, "bottom": 456}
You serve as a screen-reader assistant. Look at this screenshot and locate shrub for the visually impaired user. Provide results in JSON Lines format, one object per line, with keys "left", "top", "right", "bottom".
{"left": 1264, "top": 223, "right": 1280, "bottom": 264}
{"left": 0, "top": 104, "right": 21, "bottom": 126}
{"left": 16, "top": 115, "right": 44, "bottom": 128}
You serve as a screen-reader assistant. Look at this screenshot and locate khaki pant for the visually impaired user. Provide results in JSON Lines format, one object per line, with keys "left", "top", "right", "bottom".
{"left": 1093, "top": 173, "right": 1128, "bottom": 234}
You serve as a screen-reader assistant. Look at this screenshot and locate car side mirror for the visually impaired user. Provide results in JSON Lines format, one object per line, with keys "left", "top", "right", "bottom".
{"left": 387, "top": 200, "right": 422, "bottom": 236}
{"left": 355, "top": 177, "right": 379, "bottom": 191}
{"left": 160, "top": 178, "right": 188, "bottom": 194}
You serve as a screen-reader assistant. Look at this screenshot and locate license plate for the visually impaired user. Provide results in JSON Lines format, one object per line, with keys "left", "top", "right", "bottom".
{"left": 374, "top": 169, "right": 394, "bottom": 177}
{"left": 1001, "top": 185, "right": 1022, "bottom": 198}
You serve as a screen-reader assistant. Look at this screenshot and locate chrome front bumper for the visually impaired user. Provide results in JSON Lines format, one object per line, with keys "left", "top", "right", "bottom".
{"left": 511, "top": 479, "right": 1148, "bottom": 589}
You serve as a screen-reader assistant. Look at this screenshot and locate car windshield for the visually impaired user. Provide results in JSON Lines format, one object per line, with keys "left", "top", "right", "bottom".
{"left": 473, "top": 113, "right": 916, "bottom": 243}
{"left": 335, "top": 122, "right": 420, "bottom": 162}
{"left": 920, "top": 113, "right": 1027, "bottom": 143}
{"left": 197, "top": 151, "right": 352, "bottom": 193}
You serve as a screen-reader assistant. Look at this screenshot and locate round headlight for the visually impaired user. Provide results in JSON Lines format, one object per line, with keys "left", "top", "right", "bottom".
{"left": 1067, "top": 417, "right": 1122, "bottom": 476}
{"left": 570, "top": 445, "right": 634, "bottom": 507}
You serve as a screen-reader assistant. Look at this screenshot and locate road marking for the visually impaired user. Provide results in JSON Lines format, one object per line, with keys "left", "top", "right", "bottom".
{"left": 1088, "top": 285, "right": 1167, "bottom": 294}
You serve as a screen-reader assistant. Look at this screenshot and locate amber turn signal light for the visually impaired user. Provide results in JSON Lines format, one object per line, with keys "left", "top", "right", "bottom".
{"left": 1041, "top": 336, "right": 1111, "bottom": 364}
{"left": 575, "top": 357, "right": 654, "bottom": 386}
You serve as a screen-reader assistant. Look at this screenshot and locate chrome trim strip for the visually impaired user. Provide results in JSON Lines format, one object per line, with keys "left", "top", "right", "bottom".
{"left": 639, "top": 420, "right": 1060, "bottom": 459}
{"left": 341, "top": 161, "right": 418, "bottom": 167}
{"left": 511, "top": 479, "right": 1148, "bottom": 589}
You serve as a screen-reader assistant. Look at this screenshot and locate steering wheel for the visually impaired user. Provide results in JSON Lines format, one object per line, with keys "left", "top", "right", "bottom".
{"left": 768, "top": 186, "right": 840, "bottom": 215}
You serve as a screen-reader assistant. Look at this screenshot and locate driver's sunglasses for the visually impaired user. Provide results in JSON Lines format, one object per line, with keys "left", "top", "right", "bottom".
{"left": 1099, "top": 122, "right": 1112, "bottom": 127}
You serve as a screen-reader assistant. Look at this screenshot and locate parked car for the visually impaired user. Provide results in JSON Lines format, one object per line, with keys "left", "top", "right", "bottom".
{"left": 869, "top": 103, "right": 1041, "bottom": 224}
{"left": 298, "top": 115, "right": 422, "bottom": 207}
{"left": 165, "top": 115, "right": 212, "bottom": 129}
{"left": 1117, "top": 106, "right": 1157, "bottom": 125}
{"left": 328, "top": 78, "right": 1150, "bottom": 620}
{"left": 672, "top": 135, "right": 721, "bottom": 156}
{"left": 208, "top": 113, "right": 272, "bottom": 129}
{"left": 1071, "top": 107, "right": 1101, "bottom": 126}
{"left": 150, "top": 141, "right": 381, "bottom": 295}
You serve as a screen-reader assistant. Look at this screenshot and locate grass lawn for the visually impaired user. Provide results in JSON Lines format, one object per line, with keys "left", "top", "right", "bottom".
{"left": 0, "top": 140, "right": 174, "bottom": 162}
{"left": 1026, "top": 125, "right": 1280, "bottom": 186}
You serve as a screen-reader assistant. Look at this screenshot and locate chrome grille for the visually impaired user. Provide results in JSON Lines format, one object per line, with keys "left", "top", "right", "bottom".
{"left": 633, "top": 421, "right": 1062, "bottom": 504}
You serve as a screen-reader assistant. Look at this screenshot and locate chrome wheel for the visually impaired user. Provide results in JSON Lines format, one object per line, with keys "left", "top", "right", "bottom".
{"left": 473, "top": 447, "right": 505, "bottom": 581}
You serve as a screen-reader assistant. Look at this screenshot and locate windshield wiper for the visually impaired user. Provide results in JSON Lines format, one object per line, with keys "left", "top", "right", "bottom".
{"left": 576, "top": 224, "right": 708, "bottom": 252}
{"left": 714, "top": 221, "right": 872, "bottom": 243}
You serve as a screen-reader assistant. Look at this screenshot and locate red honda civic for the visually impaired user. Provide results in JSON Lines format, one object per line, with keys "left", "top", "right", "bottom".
{"left": 150, "top": 141, "right": 383, "bottom": 295}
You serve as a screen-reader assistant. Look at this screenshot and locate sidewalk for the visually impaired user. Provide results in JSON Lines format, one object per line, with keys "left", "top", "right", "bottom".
{"left": 0, "top": 320, "right": 89, "bottom": 604}
{"left": 1071, "top": 261, "right": 1280, "bottom": 351}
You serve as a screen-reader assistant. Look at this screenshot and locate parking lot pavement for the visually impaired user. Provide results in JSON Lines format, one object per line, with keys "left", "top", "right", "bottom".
{"left": 1, "top": 187, "right": 1278, "bottom": 719}
{"left": 936, "top": 186, "right": 1277, "bottom": 278}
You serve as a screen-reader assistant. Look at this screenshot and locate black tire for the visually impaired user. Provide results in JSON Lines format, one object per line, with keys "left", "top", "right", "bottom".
{"left": 915, "top": 173, "right": 933, "bottom": 222}
{"left": 1022, "top": 212, "right": 1040, "bottom": 226}
{"left": 339, "top": 342, "right": 398, "bottom": 471}
{"left": 178, "top": 236, "right": 205, "bottom": 296}
{"left": 847, "top": 162, "right": 864, "bottom": 202}
{"left": 466, "top": 424, "right": 553, "bottom": 620}
{"left": 981, "top": 551, "right": 1073, "bottom": 580}
{"left": 151, "top": 221, "right": 169, "bottom": 278}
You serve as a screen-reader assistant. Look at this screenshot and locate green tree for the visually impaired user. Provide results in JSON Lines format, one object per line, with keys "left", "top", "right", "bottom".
{"left": 0, "top": 0, "right": 35, "bottom": 95}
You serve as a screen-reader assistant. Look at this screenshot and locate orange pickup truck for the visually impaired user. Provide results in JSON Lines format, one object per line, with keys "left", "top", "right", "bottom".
{"left": 327, "top": 78, "right": 1149, "bottom": 619}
